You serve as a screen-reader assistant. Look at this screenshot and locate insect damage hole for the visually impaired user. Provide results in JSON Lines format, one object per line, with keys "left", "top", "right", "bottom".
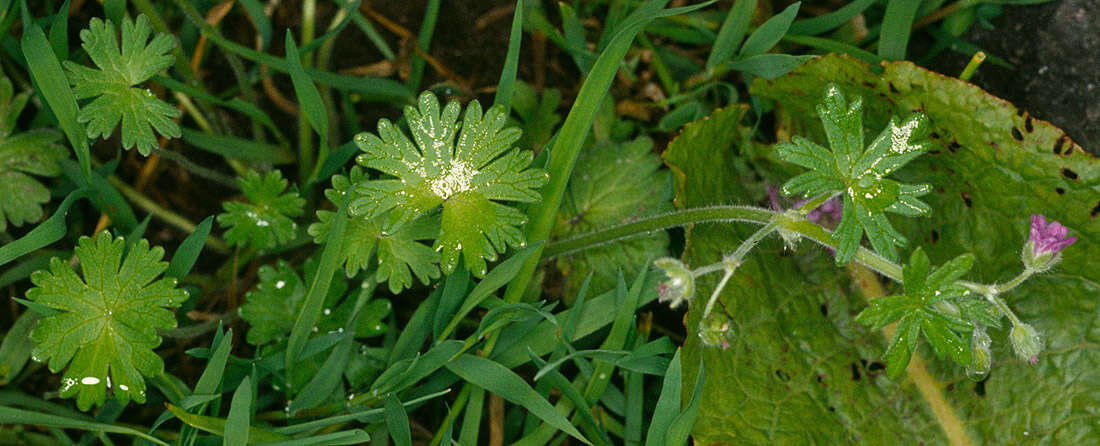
{"left": 1091, "top": 201, "right": 1100, "bottom": 218}
{"left": 1011, "top": 127, "right": 1024, "bottom": 141}
{"left": 1062, "top": 168, "right": 1079, "bottom": 180}
{"left": 1053, "top": 136, "right": 1068, "bottom": 155}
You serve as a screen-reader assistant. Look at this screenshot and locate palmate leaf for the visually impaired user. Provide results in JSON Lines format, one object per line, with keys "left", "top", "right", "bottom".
{"left": 309, "top": 167, "right": 440, "bottom": 293}
{"left": 855, "top": 248, "right": 976, "bottom": 378}
{"left": 63, "top": 15, "right": 180, "bottom": 155}
{"left": 0, "top": 76, "right": 67, "bottom": 232}
{"left": 218, "top": 170, "right": 305, "bottom": 250}
{"left": 26, "top": 232, "right": 188, "bottom": 410}
{"left": 351, "top": 91, "right": 548, "bottom": 277}
{"left": 776, "top": 85, "right": 931, "bottom": 264}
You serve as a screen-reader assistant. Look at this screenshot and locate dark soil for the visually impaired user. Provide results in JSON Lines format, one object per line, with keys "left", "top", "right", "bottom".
{"left": 931, "top": 0, "right": 1100, "bottom": 154}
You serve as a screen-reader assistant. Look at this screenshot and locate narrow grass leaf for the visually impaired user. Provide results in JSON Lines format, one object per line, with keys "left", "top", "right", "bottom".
{"left": 644, "top": 349, "right": 683, "bottom": 446}
{"left": 155, "top": 76, "right": 280, "bottom": 133}
{"left": 21, "top": 24, "right": 90, "bottom": 181}
{"left": 286, "top": 194, "right": 349, "bottom": 369}
{"left": 384, "top": 393, "right": 411, "bottom": 446}
{"left": 492, "top": 0, "right": 523, "bottom": 110}
{"left": 371, "top": 340, "right": 463, "bottom": 396}
{"left": 585, "top": 269, "right": 647, "bottom": 400}
{"left": 224, "top": 376, "right": 252, "bottom": 446}
{"left": 664, "top": 359, "right": 704, "bottom": 446}
{"left": 878, "top": 0, "right": 922, "bottom": 60}
{"left": 237, "top": 0, "right": 272, "bottom": 50}
{"left": 781, "top": 34, "right": 885, "bottom": 64}
{"left": 446, "top": 354, "right": 590, "bottom": 444}
{"left": 48, "top": 0, "right": 70, "bottom": 60}
{"left": 350, "top": 12, "right": 395, "bottom": 59}
{"left": 738, "top": 2, "right": 800, "bottom": 58}
{"left": 275, "top": 390, "right": 450, "bottom": 435}
{"left": 299, "top": 0, "right": 362, "bottom": 54}
{"left": 194, "top": 329, "right": 233, "bottom": 395}
{"left": 433, "top": 264, "right": 471, "bottom": 340}
{"left": 257, "top": 430, "right": 371, "bottom": 445}
{"left": 288, "top": 332, "right": 354, "bottom": 413}
{"left": 789, "top": 0, "right": 876, "bottom": 35}
{"left": 726, "top": 54, "right": 813, "bottom": 79}
{"left": 180, "top": 128, "right": 293, "bottom": 164}
{"left": 388, "top": 286, "right": 440, "bottom": 365}
{"left": 166, "top": 216, "right": 213, "bottom": 280}
{"left": 0, "top": 190, "right": 87, "bottom": 268}
{"left": 0, "top": 311, "right": 38, "bottom": 384}
{"left": 439, "top": 243, "right": 541, "bottom": 340}
{"left": 706, "top": 0, "right": 756, "bottom": 70}
{"left": 527, "top": 353, "right": 610, "bottom": 444}
{"left": 284, "top": 34, "right": 329, "bottom": 150}
{"left": 166, "top": 404, "right": 289, "bottom": 443}
{"left": 559, "top": 1, "right": 592, "bottom": 73}
{"left": 0, "top": 406, "right": 170, "bottom": 446}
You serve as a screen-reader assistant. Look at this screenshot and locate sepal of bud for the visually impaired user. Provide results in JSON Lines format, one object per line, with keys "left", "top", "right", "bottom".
{"left": 654, "top": 258, "right": 695, "bottom": 309}
{"left": 1010, "top": 322, "right": 1042, "bottom": 364}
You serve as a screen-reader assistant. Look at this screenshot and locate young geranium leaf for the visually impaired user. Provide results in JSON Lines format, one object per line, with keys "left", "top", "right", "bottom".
{"left": 63, "top": 15, "right": 180, "bottom": 155}
{"left": 27, "top": 232, "right": 188, "bottom": 410}
{"left": 777, "top": 85, "right": 931, "bottom": 264}
{"left": 351, "top": 91, "right": 548, "bottom": 277}
{"left": 218, "top": 170, "right": 305, "bottom": 250}
{"left": 309, "top": 167, "right": 440, "bottom": 293}
{"left": 0, "top": 76, "right": 68, "bottom": 232}
{"left": 855, "top": 248, "right": 975, "bottom": 378}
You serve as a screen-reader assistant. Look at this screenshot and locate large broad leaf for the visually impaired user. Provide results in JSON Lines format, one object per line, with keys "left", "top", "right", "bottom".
{"left": 665, "top": 54, "right": 1099, "bottom": 444}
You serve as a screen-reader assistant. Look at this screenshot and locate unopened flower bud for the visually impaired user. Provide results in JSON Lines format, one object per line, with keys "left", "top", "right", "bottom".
{"left": 654, "top": 258, "right": 694, "bottom": 309}
{"left": 698, "top": 316, "right": 731, "bottom": 350}
{"left": 1010, "top": 322, "right": 1042, "bottom": 364}
{"left": 966, "top": 327, "right": 992, "bottom": 381}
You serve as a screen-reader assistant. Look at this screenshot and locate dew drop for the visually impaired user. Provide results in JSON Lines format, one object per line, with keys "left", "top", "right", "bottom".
{"left": 275, "top": 280, "right": 286, "bottom": 289}
{"left": 119, "top": 384, "right": 129, "bottom": 391}
{"left": 323, "top": 308, "right": 331, "bottom": 315}
{"left": 81, "top": 377, "right": 100, "bottom": 385}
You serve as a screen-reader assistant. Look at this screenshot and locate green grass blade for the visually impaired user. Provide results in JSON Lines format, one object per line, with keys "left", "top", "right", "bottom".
{"left": 726, "top": 53, "right": 813, "bottom": 79}
{"left": 644, "top": 349, "right": 683, "bottom": 446}
{"left": 558, "top": 1, "right": 592, "bottom": 74}
{"left": 789, "top": 0, "right": 876, "bottom": 35}
{"left": 493, "top": 0, "right": 524, "bottom": 111}
{"left": 21, "top": 23, "right": 90, "bottom": 181}
{"left": 166, "top": 216, "right": 213, "bottom": 280}
{"left": 384, "top": 393, "right": 412, "bottom": 446}
{"left": 438, "top": 243, "right": 541, "bottom": 341}
{"left": 166, "top": 404, "right": 289, "bottom": 443}
{"left": 407, "top": 0, "right": 441, "bottom": 91}
{"left": 738, "top": 1, "right": 800, "bottom": 58}
{"left": 236, "top": 0, "right": 272, "bottom": 50}
{"left": 705, "top": 0, "right": 756, "bottom": 70}
{"left": 224, "top": 376, "right": 253, "bottom": 446}
{"left": 155, "top": 75, "right": 281, "bottom": 135}
{"left": 781, "top": 34, "right": 885, "bottom": 64}
{"left": 878, "top": 0, "right": 922, "bottom": 60}
{"left": 47, "top": 0, "right": 69, "bottom": 60}
{"left": 503, "top": 0, "right": 711, "bottom": 307}
{"left": 194, "top": 328, "right": 233, "bottom": 395}
{"left": 664, "top": 359, "right": 704, "bottom": 446}
{"left": 350, "top": 12, "right": 395, "bottom": 60}
{"left": 180, "top": 128, "right": 293, "bottom": 164}
{"left": 445, "top": 354, "right": 591, "bottom": 445}
{"left": 527, "top": 353, "right": 610, "bottom": 444}
{"left": 0, "top": 406, "right": 170, "bottom": 446}
{"left": 285, "top": 194, "right": 349, "bottom": 370}
{"left": 432, "top": 264, "right": 471, "bottom": 341}
{"left": 288, "top": 332, "right": 355, "bottom": 413}
{"left": 0, "top": 311, "right": 38, "bottom": 385}
{"left": 0, "top": 189, "right": 88, "bottom": 268}
{"left": 256, "top": 430, "right": 371, "bottom": 446}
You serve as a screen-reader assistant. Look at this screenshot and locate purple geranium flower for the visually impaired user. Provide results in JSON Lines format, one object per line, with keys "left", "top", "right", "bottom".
{"left": 1029, "top": 214, "right": 1077, "bottom": 258}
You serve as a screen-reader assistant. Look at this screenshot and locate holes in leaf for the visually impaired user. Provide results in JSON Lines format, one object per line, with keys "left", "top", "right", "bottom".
{"left": 930, "top": 230, "right": 939, "bottom": 244}
{"left": 850, "top": 362, "right": 862, "bottom": 381}
{"left": 929, "top": 131, "right": 940, "bottom": 140}
{"left": 1053, "top": 136, "right": 1068, "bottom": 155}
{"left": 947, "top": 141, "right": 961, "bottom": 153}
{"left": 961, "top": 192, "right": 972, "bottom": 207}
{"left": 775, "top": 369, "right": 791, "bottom": 382}
{"left": 1062, "top": 168, "right": 1079, "bottom": 180}
{"left": 1056, "top": 187, "right": 1066, "bottom": 195}
{"left": 1091, "top": 201, "right": 1100, "bottom": 218}
{"left": 888, "top": 82, "right": 899, "bottom": 94}
{"left": 820, "top": 303, "right": 828, "bottom": 316}
{"left": 1011, "top": 127, "right": 1024, "bottom": 141}
{"left": 1025, "top": 115, "right": 1034, "bottom": 133}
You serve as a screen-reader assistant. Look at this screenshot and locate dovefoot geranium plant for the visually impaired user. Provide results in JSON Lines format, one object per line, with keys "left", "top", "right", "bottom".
{"left": 654, "top": 85, "right": 1077, "bottom": 379}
